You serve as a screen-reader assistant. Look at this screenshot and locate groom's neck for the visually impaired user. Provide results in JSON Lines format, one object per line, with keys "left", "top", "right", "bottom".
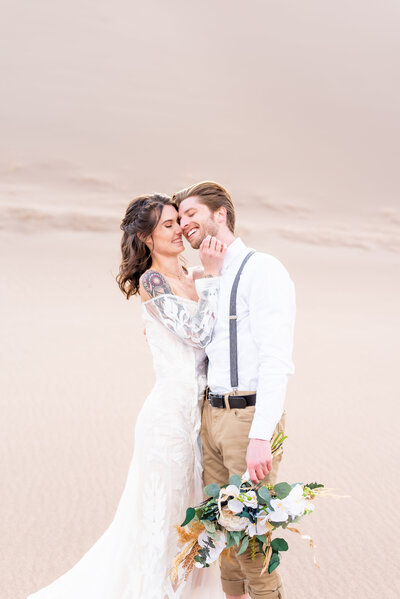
{"left": 216, "top": 228, "right": 236, "bottom": 246}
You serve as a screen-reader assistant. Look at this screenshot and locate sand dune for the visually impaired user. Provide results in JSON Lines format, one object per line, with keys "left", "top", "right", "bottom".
{"left": 2, "top": 229, "right": 399, "bottom": 599}
{"left": 0, "top": 204, "right": 120, "bottom": 233}
{"left": 2, "top": 179, "right": 399, "bottom": 253}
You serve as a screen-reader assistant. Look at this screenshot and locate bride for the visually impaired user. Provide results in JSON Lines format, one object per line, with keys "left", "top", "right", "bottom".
{"left": 27, "top": 194, "right": 226, "bottom": 599}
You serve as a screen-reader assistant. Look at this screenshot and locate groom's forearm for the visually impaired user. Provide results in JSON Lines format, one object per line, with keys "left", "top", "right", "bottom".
{"left": 248, "top": 377, "right": 289, "bottom": 440}
{"left": 247, "top": 257, "right": 296, "bottom": 440}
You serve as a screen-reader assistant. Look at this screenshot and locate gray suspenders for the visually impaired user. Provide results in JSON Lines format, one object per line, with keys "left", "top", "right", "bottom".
{"left": 229, "top": 250, "right": 256, "bottom": 390}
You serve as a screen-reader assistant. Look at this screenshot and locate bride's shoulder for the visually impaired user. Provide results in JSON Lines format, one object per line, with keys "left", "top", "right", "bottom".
{"left": 139, "top": 269, "right": 173, "bottom": 302}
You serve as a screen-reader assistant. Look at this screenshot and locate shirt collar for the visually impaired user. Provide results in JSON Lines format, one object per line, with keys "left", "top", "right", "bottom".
{"left": 222, "top": 237, "right": 248, "bottom": 274}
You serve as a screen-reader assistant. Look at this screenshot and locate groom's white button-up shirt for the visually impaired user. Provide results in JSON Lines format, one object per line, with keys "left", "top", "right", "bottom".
{"left": 197, "top": 238, "right": 296, "bottom": 441}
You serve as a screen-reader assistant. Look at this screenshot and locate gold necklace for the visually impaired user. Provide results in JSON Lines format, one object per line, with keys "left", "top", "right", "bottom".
{"left": 158, "top": 267, "right": 186, "bottom": 281}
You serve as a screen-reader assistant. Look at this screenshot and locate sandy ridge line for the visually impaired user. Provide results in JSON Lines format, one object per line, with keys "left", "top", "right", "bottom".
{"left": 1, "top": 203, "right": 399, "bottom": 253}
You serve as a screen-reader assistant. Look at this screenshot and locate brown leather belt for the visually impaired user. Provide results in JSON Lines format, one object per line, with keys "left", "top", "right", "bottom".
{"left": 205, "top": 387, "right": 256, "bottom": 410}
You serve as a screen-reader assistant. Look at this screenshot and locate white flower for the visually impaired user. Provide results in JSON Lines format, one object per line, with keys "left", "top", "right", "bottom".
{"left": 266, "top": 499, "right": 290, "bottom": 523}
{"left": 242, "top": 491, "right": 258, "bottom": 509}
{"left": 224, "top": 485, "right": 244, "bottom": 514}
{"left": 225, "top": 485, "right": 241, "bottom": 496}
{"left": 224, "top": 485, "right": 258, "bottom": 514}
{"left": 246, "top": 519, "right": 269, "bottom": 537}
{"left": 282, "top": 484, "right": 307, "bottom": 517}
{"left": 228, "top": 498, "right": 244, "bottom": 514}
{"left": 244, "top": 510, "right": 276, "bottom": 537}
{"left": 246, "top": 522, "right": 258, "bottom": 537}
{"left": 267, "top": 484, "right": 308, "bottom": 522}
{"left": 195, "top": 530, "right": 226, "bottom": 567}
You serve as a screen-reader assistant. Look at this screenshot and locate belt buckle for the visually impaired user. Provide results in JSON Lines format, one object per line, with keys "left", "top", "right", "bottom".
{"left": 205, "top": 387, "right": 216, "bottom": 408}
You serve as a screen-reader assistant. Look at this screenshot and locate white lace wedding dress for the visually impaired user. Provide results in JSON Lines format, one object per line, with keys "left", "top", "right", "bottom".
{"left": 27, "top": 280, "right": 224, "bottom": 599}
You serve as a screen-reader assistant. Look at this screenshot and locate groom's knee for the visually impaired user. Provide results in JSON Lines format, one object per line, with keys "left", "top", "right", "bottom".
{"left": 220, "top": 549, "right": 284, "bottom": 598}
{"left": 245, "top": 566, "right": 284, "bottom": 599}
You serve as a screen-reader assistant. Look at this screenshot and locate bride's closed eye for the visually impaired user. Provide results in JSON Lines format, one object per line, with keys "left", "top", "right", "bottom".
{"left": 162, "top": 219, "right": 174, "bottom": 228}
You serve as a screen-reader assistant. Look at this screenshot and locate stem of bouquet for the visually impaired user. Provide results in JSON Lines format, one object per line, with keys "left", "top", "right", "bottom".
{"left": 260, "top": 531, "right": 273, "bottom": 575}
{"left": 270, "top": 431, "right": 287, "bottom": 455}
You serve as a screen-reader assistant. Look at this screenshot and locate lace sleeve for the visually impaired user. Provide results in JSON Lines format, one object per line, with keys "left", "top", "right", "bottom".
{"left": 143, "top": 277, "right": 220, "bottom": 348}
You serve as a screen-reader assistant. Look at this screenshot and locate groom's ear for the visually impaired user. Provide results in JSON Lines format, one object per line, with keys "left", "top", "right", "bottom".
{"left": 214, "top": 206, "right": 227, "bottom": 225}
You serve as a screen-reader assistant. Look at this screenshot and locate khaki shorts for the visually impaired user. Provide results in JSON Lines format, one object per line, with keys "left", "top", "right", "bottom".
{"left": 201, "top": 400, "right": 285, "bottom": 598}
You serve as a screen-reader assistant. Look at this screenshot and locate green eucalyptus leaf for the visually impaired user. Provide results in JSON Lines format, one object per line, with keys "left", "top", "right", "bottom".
{"left": 229, "top": 474, "right": 242, "bottom": 488}
{"left": 271, "top": 538, "right": 288, "bottom": 552}
{"left": 268, "top": 553, "right": 280, "bottom": 574}
{"left": 237, "top": 535, "right": 250, "bottom": 555}
{"left": 204, "top": 483, "right": 221, "bottom": 498}
{"left": 181, "top": 507, "right": 196, "bottom": 527}
{"left": 258, "top": 486, "right": 271, "bottom": 503}
{"left": 232, "top": 531, "right": 242, "bottom": 547}
{"left": 226, "top": 531, "right": 236, "bottom": 549}
{"left": 256, "top": 534, "right": 269, "bottom": 545}
{"left": 273, "top": 482, "right": 291, "bottom": 499}
{"left": 203, "top": 520, "right": 216, "bottom": 533}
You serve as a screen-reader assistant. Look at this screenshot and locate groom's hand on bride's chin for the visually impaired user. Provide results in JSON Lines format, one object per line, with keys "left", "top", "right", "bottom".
{"left": 246, "top": 439, "right": 273, "bottom": 484}
{"left": 199, "top": 235, "right": 227, "bottom": 276}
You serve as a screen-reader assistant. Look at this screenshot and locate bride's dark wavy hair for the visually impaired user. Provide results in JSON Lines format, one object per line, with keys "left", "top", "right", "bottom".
{"left": 117, "top": 194, "right": 177, "bottom": 299}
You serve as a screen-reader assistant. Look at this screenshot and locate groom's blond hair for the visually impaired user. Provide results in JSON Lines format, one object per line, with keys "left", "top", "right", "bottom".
{"left": 172, "top": 181, "right": 235, "bottom": 233}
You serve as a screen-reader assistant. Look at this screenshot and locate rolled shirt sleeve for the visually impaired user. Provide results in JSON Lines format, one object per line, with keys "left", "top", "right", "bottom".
{"left": 247, "top": 256, "right": 296, "bottom": 440}
{"left": 195, "top": 275, "right": 221, "bottom": 295}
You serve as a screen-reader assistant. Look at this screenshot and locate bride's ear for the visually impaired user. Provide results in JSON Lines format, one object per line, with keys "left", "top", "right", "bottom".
{"left": 138, "top": 232, "right": 153, "bottom": 250}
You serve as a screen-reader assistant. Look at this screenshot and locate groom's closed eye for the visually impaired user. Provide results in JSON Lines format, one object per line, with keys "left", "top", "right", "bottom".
{"left": 181, "top": 208, "right": 196, "bottom": 217}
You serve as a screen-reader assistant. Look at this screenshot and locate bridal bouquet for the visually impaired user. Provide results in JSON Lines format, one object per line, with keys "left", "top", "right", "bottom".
{"left": 171, "top": 434, "right": 324, "bottom": 583}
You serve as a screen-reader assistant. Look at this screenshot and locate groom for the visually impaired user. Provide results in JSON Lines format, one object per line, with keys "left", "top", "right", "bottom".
{"left": 174, "top": 182, "right": 296, "bottom": 599}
